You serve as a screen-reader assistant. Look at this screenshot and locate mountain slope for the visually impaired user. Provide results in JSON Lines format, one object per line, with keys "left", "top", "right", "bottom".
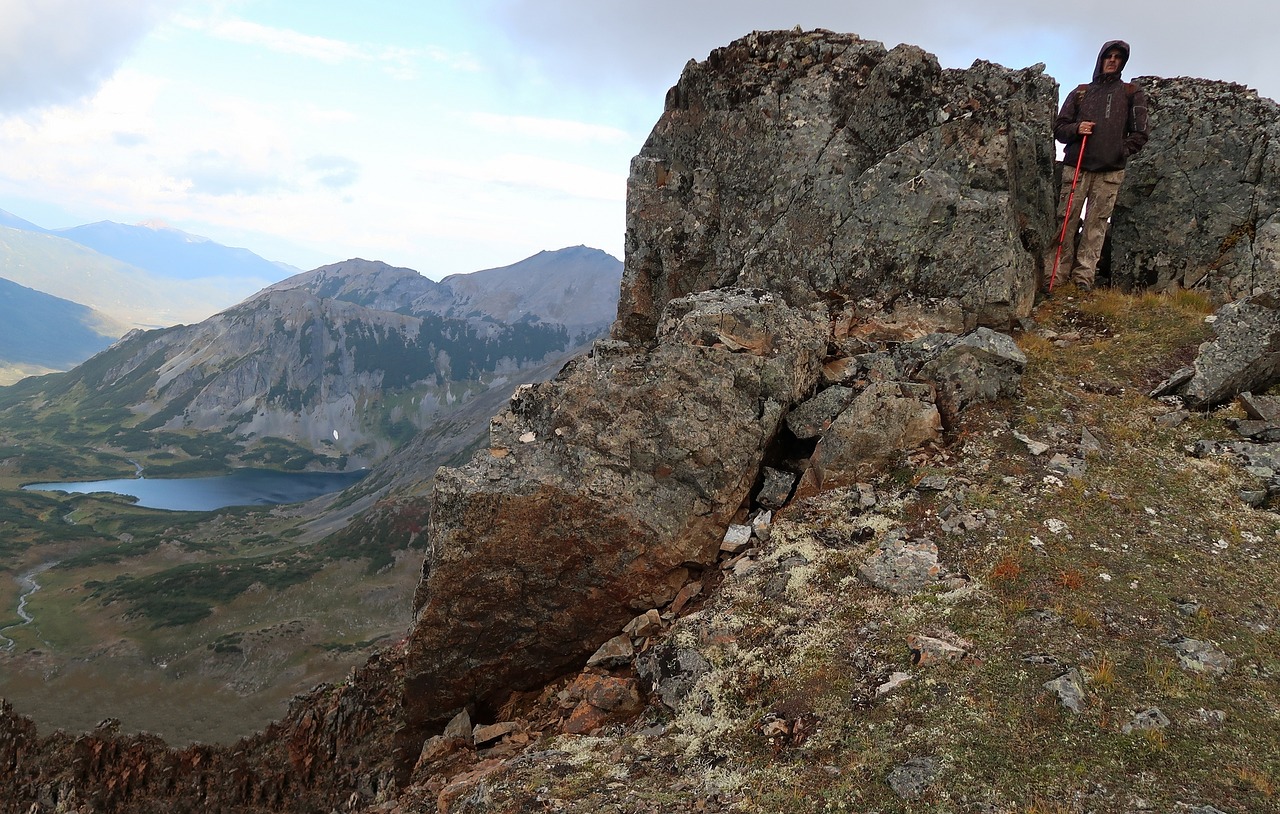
{"left": 0, "top": 289, "right": 570, "bottom": 472}
{"left": 0, "top": 226, "right": 263, "bottom": 329}
{"left": 0, "top": 248, "right": 617, "bottom": 477}
{"left": 0, "top": 277, "right": 119, "bottom": 369}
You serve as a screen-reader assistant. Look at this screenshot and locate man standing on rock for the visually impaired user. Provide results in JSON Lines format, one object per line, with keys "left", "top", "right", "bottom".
{"left": 1052, "top": 40, "right": 1149, "bottom": 290}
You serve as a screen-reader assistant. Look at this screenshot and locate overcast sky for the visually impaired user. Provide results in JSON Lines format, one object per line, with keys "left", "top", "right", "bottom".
{"left": 1, "top": 1, "right": 1276, "bottom": 280}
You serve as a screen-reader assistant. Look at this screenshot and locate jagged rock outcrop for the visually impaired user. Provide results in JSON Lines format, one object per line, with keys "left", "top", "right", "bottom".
{"left": 1111, "top": 77, "right": 1280, "bottom": 297}
{"left": 615, "top": 29, "right": 1058, "bottom": 345}
{"left": 398, "top": 29, "right": 1051, "bottom": 772}
{"left": 0, "top": 650, "right": 405, "bottom": 814}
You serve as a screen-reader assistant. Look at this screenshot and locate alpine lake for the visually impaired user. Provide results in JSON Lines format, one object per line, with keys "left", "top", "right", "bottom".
{"left": 22, "top": 467, "right": 368, "bottom": 511}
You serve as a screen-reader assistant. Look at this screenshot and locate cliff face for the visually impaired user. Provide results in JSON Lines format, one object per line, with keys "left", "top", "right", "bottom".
{"left": 397, "top": 29, "right": 1056, "bottom": 768}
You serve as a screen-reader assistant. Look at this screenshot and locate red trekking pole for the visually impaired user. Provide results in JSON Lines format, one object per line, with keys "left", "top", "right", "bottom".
{"left": 1049, "top": 133, "right": 1088, "bottom": 293}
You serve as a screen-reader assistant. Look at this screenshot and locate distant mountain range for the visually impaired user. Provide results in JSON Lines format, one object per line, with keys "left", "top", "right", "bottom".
{"left": 0, "top": 209, "right": 45, "bottom": 232}
{"left": 0, "top": 247, "right": 623, "bottom": 473}
{"left": 272, "top": 246, "right": 621, "bottom": 339}
{"left": 0, "top": 277, "right": 124, "bottom": 369}
{"left": 52, "top": 220, "right": 294, "bottom": 282}
{"left": 0, "top": 208, "right": 297, "bottom": 384}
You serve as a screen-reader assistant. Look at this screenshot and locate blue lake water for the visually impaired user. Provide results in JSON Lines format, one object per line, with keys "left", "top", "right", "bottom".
{"left": 22, "top": 468, "right": 368, "bottom": 512}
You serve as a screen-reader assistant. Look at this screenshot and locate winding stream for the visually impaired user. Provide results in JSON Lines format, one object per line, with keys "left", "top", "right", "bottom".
{"left": 0, "top": 561, "right": 58, "bottom": 652}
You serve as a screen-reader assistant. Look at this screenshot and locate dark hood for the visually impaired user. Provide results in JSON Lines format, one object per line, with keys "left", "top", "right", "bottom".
{"left": 1093, "top": 40, "right": 1130, "bottom": 82}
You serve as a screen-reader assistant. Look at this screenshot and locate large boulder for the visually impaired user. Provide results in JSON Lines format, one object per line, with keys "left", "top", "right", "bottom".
{"left": 1152, "top": 288, "right": 1280, "bottom": 408}
{"left": 1110, "top": 78, "right": 1280, "bottom": 297}
{"left": 398, "top": 288, "right": 827, "bottom": 758}
{"left": 615, "top": 30, "right": 1059, "bottom": 345}
{"left": 397, "top": 29, "right": 1055, "bottom": 770}
{"left": 808, "top": 381, "right": 942, "bottom": 488}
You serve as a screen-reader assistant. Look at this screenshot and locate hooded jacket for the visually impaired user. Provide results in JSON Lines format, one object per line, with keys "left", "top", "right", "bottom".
{"left": 1054, "top": 40, "right": 1149, "bottom": 171}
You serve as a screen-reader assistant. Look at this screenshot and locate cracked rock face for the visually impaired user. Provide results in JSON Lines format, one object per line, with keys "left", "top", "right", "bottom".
{"left": 399, "top": 288, "right": 828, "bottom": 760}
{"left": 614, "top": 29, "right": 1059, "bottom": 345}
{"left": 1111, "top": 77, "right": 1280, "bottom": 297}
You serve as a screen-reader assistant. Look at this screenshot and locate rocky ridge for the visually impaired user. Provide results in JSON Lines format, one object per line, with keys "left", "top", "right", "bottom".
{"left": 3, "top": 28, "right": 1280, "bottom": 814}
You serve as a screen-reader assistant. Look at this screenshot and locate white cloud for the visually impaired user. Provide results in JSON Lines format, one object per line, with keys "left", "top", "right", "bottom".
{"left": 0, "top": 0, "right": 170, "bottom": 112}
{"left": 202, "top": 18, "right": 363, "bottom": 63}
{"left": 414, "top": 153, "right": 626, "bottom": 203}
{"left": 180, "top": 15, "right": 477, "bottom": 80}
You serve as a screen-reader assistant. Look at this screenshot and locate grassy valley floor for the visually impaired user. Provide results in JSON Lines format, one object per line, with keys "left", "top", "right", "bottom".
{"left": 0, "top": 487, "right": 420, "bottom": 744}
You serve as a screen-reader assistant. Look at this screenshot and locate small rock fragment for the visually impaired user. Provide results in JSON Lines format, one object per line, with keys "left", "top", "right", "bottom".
{"left": 1047, "top": 453, "right": 1086, "bottom": 479}
{"left": 1012, "top": 430, "right": 1050, "bottom": 456}
{"left": 443, "top": 708, "right": 473, "bottom": 743}
{"left": 472, "top": 720, "right": 519, "bottom": 746}
{"left": 624, "top": 609, "right": 663, "bottom": 639}
{"left": 1155, "top": 409, "right": 1190, "bottom": 428}
{"left": 877, "top": 672, "right": 912, "bottom": 696}
{"left": 1168, "top": 637, "right": 1233, "bottom": 677}
{"left": 1044, "top": 668, "right": 1087, "bottom": 712}
{"left": 857, "top": 533, "right": 942, "bottom": 595}
{"left": 586, "top": 635, "right": 635, "bottom": 669}
{"left": 667, "top": 581, "right": 702, "bottom": 616}
{"left": 757, "top": 467, "right": 796, "bottom": 510}
{"left": 720, "top": 524, "right": 753, "bottom": 555}
{"left": 1122, "top": 707, "right": 1171, "bottom": 733}
{"left": 886, "top": 756, "right": 939, "bottom": 800}
{"left": 907, "top": 634, "right": 969, "bottom": 667}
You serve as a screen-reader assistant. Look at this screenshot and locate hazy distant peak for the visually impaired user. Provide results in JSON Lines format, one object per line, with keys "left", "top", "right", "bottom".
{"left": 0, "top": 208, "right": 48, "bottom": 233}
{"left": 135, "top": 219, "right": 209, "bottom": 242}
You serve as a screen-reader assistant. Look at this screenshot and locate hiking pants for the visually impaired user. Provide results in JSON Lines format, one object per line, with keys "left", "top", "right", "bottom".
{"left": 1056, "top": 166, "right": 1125, "bottom": 288}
